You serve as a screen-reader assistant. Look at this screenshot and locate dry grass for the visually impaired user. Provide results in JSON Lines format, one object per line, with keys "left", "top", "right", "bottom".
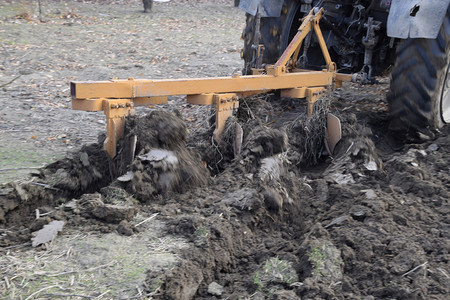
{"left": 285, "top": 93, "right": 332, "bottom": 166}
{"left": 0, "top": 217, "right": 187, "bottom": 299}
{"left": 193, "top": 92, "right": 333, "bottom": 170}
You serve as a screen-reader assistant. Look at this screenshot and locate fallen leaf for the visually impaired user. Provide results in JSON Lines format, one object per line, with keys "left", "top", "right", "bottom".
{"left": 31, "top": 220, "right": 65, "bottom": 247}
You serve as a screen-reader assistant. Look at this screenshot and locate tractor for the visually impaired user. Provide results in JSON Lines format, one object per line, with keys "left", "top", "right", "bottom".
{"left": 71, "top": 1, "right": 450, "bottom": 158}
{"left": 239, "top": 0, "right": 450, "bottom": 140}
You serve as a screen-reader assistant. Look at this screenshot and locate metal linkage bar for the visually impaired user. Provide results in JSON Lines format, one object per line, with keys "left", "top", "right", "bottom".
{"left": 70, "top": 8, "right": 352, "bottom": 158}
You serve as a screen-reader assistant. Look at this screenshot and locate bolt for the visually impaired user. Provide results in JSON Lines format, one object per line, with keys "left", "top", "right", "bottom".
{"left": 120, "top": 104, "right": 125, "bottom": 108}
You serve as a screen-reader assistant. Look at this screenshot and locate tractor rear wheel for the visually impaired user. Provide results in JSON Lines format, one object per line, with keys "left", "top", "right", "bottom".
{"left": 241, "top": 0, "right": 303, "bottom": 74}
{"left": 388, "top": 6, "right": 450, "bottom": 140}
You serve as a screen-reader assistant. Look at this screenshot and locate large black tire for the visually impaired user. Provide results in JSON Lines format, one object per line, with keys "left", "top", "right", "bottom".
{"left": 241, "top": 0, "right": 303, "bottom": 74}
{"left": 388, "top": 7, "right": 450, "bottom": 140}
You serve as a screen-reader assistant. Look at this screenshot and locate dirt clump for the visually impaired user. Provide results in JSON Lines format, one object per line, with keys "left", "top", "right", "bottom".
{"left": 116, "top": 110, "right": 210, "bottom": 201}
{"left": 0, "top": 141, "right": 111, "bottom": 246}
{"left": 77, "top": 192, "right": 136, "bottom": 223}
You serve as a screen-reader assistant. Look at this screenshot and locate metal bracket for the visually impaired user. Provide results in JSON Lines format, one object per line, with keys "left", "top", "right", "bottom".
{"left": 214, "top": 94, "right": 239, "bottom": 140}
{"left": 186, "top": 93, "right": 240, "bottom": 140}
{"left": 103, "top": 99, "right": 135, "bottom": 158}
{"left": 266, "top": 65, "right": 287, "bottom": 76}
{"left": 280, "top": 87, "right": 326, "bottom": 116}
{"left": 187, "top": 93, "right": 239, "bottom": 140}
{"left": 306, "top": 87, "right": 326, "bottom": 116}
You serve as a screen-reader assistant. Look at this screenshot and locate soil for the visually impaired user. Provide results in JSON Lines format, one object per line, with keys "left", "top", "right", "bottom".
{"left": 1, "top": 1, "right": 449, "bottom": 300}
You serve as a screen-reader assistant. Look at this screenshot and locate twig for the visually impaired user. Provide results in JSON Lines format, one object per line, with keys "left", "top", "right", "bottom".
{"left": 345, "top": 141, "right": 354, "bottom": 154}
{"left": 40, "top": 293, "right": 95, "bottom": 299}
{"left": 24, "top": 285, "right": 64, "bottom": 300}
{"left": 81, "top": 260, "right": 117, "bottom": 273}
{"left": 329, "top": 281, "right": 342, "bottom": 288}
{"left": 35, "top": 260, "right": 116, "bottom": 277}
{"left": 66, "top": 246, "right": 72, "bottom": 258}
{"left": 264, "top": 212, "right": 276, "bottom": 222}
{"left": 437, "top": 268, "right": 450, "bottom": 279}
{"left": 0, "top": 166, "right": 42, "bottom": 172}
{"left": 290, "top": 282, "right": 304, "bottom": 287}
{"left": 18, "top": 50, "right": 33, "bottom": 60}
{"left": 210, "top": 134, "right": 223, "bottom": 167}
{"left": 95, "top": 290, "right": 110, "bottom": 299}
{"left": 135, "top": 213, "right": 159, "bottom": 227}
{"left": 136, "top": 285, "right": 143, "bottom": 296}
{"left": 130, "top": 134, "right": 137, "bottom": 161}
{"left": 0, "top": 242, "right": 31, "bottom": 252}
{"left": 0, "top": 75, "right": 21, "bottom": 88}
{"left": 128, "top": 290, "right": 161, "bottom": 299}
{"left": 4, "top": 276, "right": 10, "bottom": 289}
{"left": 10, "top": 273, "right": 23, "bottom": 281}
{"left": 241, "top": 97, "right": 255, "bottom": 119}
{"left": 401, "top": 262, "right": 428, "bottom": 277}
{"left": 40, "top": 211, "right": 54, "bottom": 217}
{"left": 28, "top": 182, "right": 59, "bottom": 191}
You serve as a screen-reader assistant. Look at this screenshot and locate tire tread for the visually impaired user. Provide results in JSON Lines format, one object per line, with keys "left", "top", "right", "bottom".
{"left": 388, "top": 11, "right": 450, "bottom": 138}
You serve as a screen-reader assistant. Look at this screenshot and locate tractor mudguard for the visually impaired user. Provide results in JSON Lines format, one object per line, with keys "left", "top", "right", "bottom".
{"left": 238, "top": 0, "right": 286, "bottom": 17}
{"left": 387, "top": 0, "right": 450, "bottom": 39}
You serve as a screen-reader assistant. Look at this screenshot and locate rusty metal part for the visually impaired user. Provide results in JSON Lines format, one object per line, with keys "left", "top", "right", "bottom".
{"left": 214, "top": 94, "right": 240, "bottom": 140}
{"left": 185, "top": 92, "right": 239, "bottom": 139}
{"left": 71, "top": 8, "right": 352, "bottom": 158}
{"left": 280, "top": 87, "right": 326, "bottom": 116}
{"left": 334, "top": 73, "right": 352, "bottom": 88}
{"left": 104, "top": 99, "right": 135, "bottom": 158}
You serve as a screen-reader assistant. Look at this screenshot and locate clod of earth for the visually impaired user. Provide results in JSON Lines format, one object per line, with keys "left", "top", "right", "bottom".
{"left": 207, "top": 281, "right": 224, "bottom": 296}
{"left": 117, "top": 111, "right": 210, "bottom": 201}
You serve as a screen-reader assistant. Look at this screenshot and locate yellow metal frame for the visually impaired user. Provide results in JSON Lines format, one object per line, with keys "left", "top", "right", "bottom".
{"left": 71, "top": 8, "right": 352, "bottom": 158}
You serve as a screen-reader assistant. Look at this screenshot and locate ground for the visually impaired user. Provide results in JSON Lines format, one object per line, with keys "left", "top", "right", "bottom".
{"left": 0, "top": 0, "right": 449, "bottom": 299}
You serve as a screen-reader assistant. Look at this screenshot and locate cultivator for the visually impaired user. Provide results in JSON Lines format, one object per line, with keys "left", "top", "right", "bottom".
{"left": 71, "top": 8, "right": 352, "bottom": 158}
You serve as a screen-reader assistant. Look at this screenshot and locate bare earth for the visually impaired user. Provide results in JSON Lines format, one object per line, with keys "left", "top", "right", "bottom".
{"left": 0, "top": 1, "right": 449, "bottom": 299}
